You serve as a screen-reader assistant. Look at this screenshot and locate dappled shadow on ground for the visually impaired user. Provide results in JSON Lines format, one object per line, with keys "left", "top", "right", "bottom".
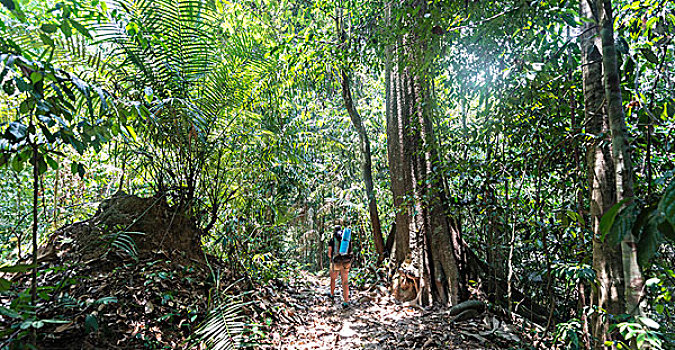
{"left": 252, "top": 271, "right": 522, "bottom": 349}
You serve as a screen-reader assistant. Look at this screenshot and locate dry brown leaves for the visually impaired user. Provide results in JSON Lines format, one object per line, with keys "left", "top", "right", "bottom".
{"left": 1, "top": 240, "right": 232, "bottom": 349}
{"left": 245, "top": 271, "right": 527, "bottom": 350}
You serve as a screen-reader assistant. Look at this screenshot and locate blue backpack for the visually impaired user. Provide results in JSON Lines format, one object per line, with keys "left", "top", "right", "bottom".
{"left": 333, "top": 228, "right": 352, "bottom": 262}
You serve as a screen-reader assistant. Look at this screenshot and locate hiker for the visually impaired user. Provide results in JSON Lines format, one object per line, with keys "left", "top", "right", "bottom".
{"left": 328, "top": 225, "right": 353, "bottom": 307}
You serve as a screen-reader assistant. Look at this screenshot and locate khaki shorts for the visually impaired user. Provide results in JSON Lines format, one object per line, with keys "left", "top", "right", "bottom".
{"left": 330, "top": 259, "right": 351, "bottom": 272}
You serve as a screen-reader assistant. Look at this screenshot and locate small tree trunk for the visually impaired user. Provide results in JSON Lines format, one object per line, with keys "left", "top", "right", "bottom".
{"left": 580, "top": 0, "right": 625, "bottom": 345}
{"left": 30, "top": 136, "right": 39, "bottom": 344}
{"left": 596, "top": 0, "right": 644, "bottom": 316}
{"left": 340, "top": 70, "right": 386, "bottom": 262}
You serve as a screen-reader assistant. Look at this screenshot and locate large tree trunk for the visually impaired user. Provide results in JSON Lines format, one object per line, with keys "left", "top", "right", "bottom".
{"left": 384, "top": 0, "right": 463, "bottom": 306}
{"left": 340, "top": 70, "right": 386, "bottom": 263}
{"left": 596, "top": 0, "right": 644, "bottom": 316}
{"left": 579, "top": 0, "right": 625, "bottom": 345}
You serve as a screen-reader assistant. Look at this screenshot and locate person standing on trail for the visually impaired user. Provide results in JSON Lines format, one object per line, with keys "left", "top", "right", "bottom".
{"left": 328, "top": 225, "right": 353, "bottom": 307}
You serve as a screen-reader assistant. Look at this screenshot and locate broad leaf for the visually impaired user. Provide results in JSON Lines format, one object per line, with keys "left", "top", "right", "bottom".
{"left": 0, "top": 0, "right": 13, "bottom": 10}
{"left": 0, "top": 306, "right": 20, "bottom": 319}
{"left": 60, "top": 19, "right": 72, "bottom": 38}
{"left": 658, "top": 220, "right": 675, "bottom": 241}
{"left": 5, "top": 122, "right": 27, "bottom": 141}
{"left": 44, "top": 154, "right": 59, "bottom": 170}
{"left": 606, "top": 201, "right": 640, "bottom": 247}
{"left": 599, "top": 198, "right": 631, "bottom": 242}
{"left": 84, "top": 314, "right": 98, "bottom": 333}
{"left": 39, "top": 33, "right": 54, "bottom": 47}
{"left": 68, "top": 19, "right": 92, "bottom": 39}
{"left": 637, "top": 213, "right": 663, "bottom": 268}
{"left": 658, "top": 180, "right": 675, "bottom": 226}
{"left": 41, "top": 23, "right": 58, "bottom": 33}
{"left": 640, "top": 48, "right": 658, "bottom": 64}
{"left": 0, "top": 263, "right": 35, "bottom": 273}
{"left": 0, "top": 277, "right": 10, "bottom": 291}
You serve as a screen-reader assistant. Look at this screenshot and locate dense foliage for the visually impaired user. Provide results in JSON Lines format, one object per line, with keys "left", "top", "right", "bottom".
{"left": 1, "top": 0, "right": 674, "bottom": 349}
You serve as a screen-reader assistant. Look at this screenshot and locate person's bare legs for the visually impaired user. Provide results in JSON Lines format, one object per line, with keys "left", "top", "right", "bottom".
{"left": 340, "top": 268, "right": 349, "bottom": 303}
{"left": 329, "top": 266, "right": 337, "bottom": 297}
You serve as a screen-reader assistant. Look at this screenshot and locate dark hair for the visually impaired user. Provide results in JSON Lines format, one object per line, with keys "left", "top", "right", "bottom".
{"left": 332, "top": 226, "right": 342, "bottom": 239}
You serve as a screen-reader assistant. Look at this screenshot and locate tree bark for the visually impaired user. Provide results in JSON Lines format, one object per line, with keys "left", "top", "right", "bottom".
{"left": 385, "top": 3, "right": 411, "bottom": 266}
{"left": 384, "top": 0, "right": 463, "bottom": 305}
{"left": 596, "top": 0, "right": 644, "bottom": 316}
{"left": 580, "top": 0, "right": 625, "bottom": 345}
{"left": 340, "top": 70, "right": 386, "bottom": 263}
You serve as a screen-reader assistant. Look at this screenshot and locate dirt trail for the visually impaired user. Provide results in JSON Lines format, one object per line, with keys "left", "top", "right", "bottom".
{"left": 256, "top": 271, "right": 521, "bottom": 349}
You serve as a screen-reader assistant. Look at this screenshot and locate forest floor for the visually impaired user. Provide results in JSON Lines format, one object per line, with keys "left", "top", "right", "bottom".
{"left": 254, "top": 271, "right": 524, "bottom": 350}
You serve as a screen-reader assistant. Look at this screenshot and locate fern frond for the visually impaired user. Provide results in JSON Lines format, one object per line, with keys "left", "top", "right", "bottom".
{"left": 103, "top": 231, "right": 144, "bottom": 260}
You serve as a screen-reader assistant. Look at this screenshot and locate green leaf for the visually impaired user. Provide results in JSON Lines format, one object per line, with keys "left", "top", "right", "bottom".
{"left": 0, "top": 306, "right": 20, "bottom": 319}
{"left": 77, "top": 163, "right": 85, "bottom": 178}
{"left": 566, "top": 210, "right": 585, "bottom": 226}
{"left": 94, "top": 296, "right": 118, "bottom": 305}
{"left": 600, "top": 198, "right": 631, "bottom": 241}
{"left": 23, "top": 97, "right": 36, "bottom": 113}
{"left": 0, "top": 154, "right": 9, "bottom": 167}
{"left": 0, "top": 0, "right": 15, "bottom": 11}
{"left": 5, "top": 122, "right": 27, "bottom": 141}
{"left": 0, "top": 277, "right": 11, "bottom": 292}
{"left": 2, "top": 79, "right": 15, "bottom": 95}
{"left": 19, "top": 100, "right": 30, "bottom": 114}
{"left": 640, "top": 48, "right": 658, "bottom": 64}
{"left": 40, "top": 33, "right": 54, "bottom": 47}
{"left": 41, "top": 23, "right": 58, "bottom": 33}
{"left": 41, "top": 319, "right": 70, "bottom": 324}
{"left": 68, "top": 19, "right": 92, "bottom": 39}
{"left": 84, "top": 314, "right": 98, "bottom": 333}
{"left": 45, "top": 154, "right": 59, "bottom": 170}
{"left": 0, "top": 263, "right": 36, "bottom": 272}
{"left": 125, "top": 125, "right": 138, "bottom": 141}
{"left": 10, "top": 154, "right": 24, "bottom": 172}
{"left": 37, "top": 154, "right": 48, "bottom": 175}
{"left": 15, "top": 77, "right": 31, "bottom": 92}
{"left": 607, "top": 202, "right": 640, "bottom": 247}
{"left": 60, "top": 19, "right": 72, "bottom": 37}
{"left": 40, "top": 124, "right": 56, "bottom": 143}
{"left": 637, "top": 214, "right": 663, "bottom": 267}
{"left": 658, "top": 180, "right": 675, "bottom": 226}
{"left": 560, "top": 14, "right": 577, "bottom": 27}
{"left": 639, "top": 316, "right": 660, "bottom": 330}
{"left": 30, "top": 71, "right": 43, "bottom": 84}
{"left": 658, "top": 220, "right": 675, "bottom": 241}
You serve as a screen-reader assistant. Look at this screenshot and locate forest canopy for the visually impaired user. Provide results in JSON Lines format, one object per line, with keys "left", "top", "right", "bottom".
{"left": 0, "top": 0, "right": 674, "bottom": 349}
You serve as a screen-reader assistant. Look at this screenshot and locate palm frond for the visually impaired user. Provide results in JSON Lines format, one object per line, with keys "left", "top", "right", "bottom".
{"left": 97, "top": 0, "right": 220, "bottom": 95}
{"left": 193, "top": 300, "right": 247, "bottom": 350}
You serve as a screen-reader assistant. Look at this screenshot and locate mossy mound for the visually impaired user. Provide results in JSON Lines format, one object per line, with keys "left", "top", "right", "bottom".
{"left": 0, "top": 193, "right": 234, "bottom": 349}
